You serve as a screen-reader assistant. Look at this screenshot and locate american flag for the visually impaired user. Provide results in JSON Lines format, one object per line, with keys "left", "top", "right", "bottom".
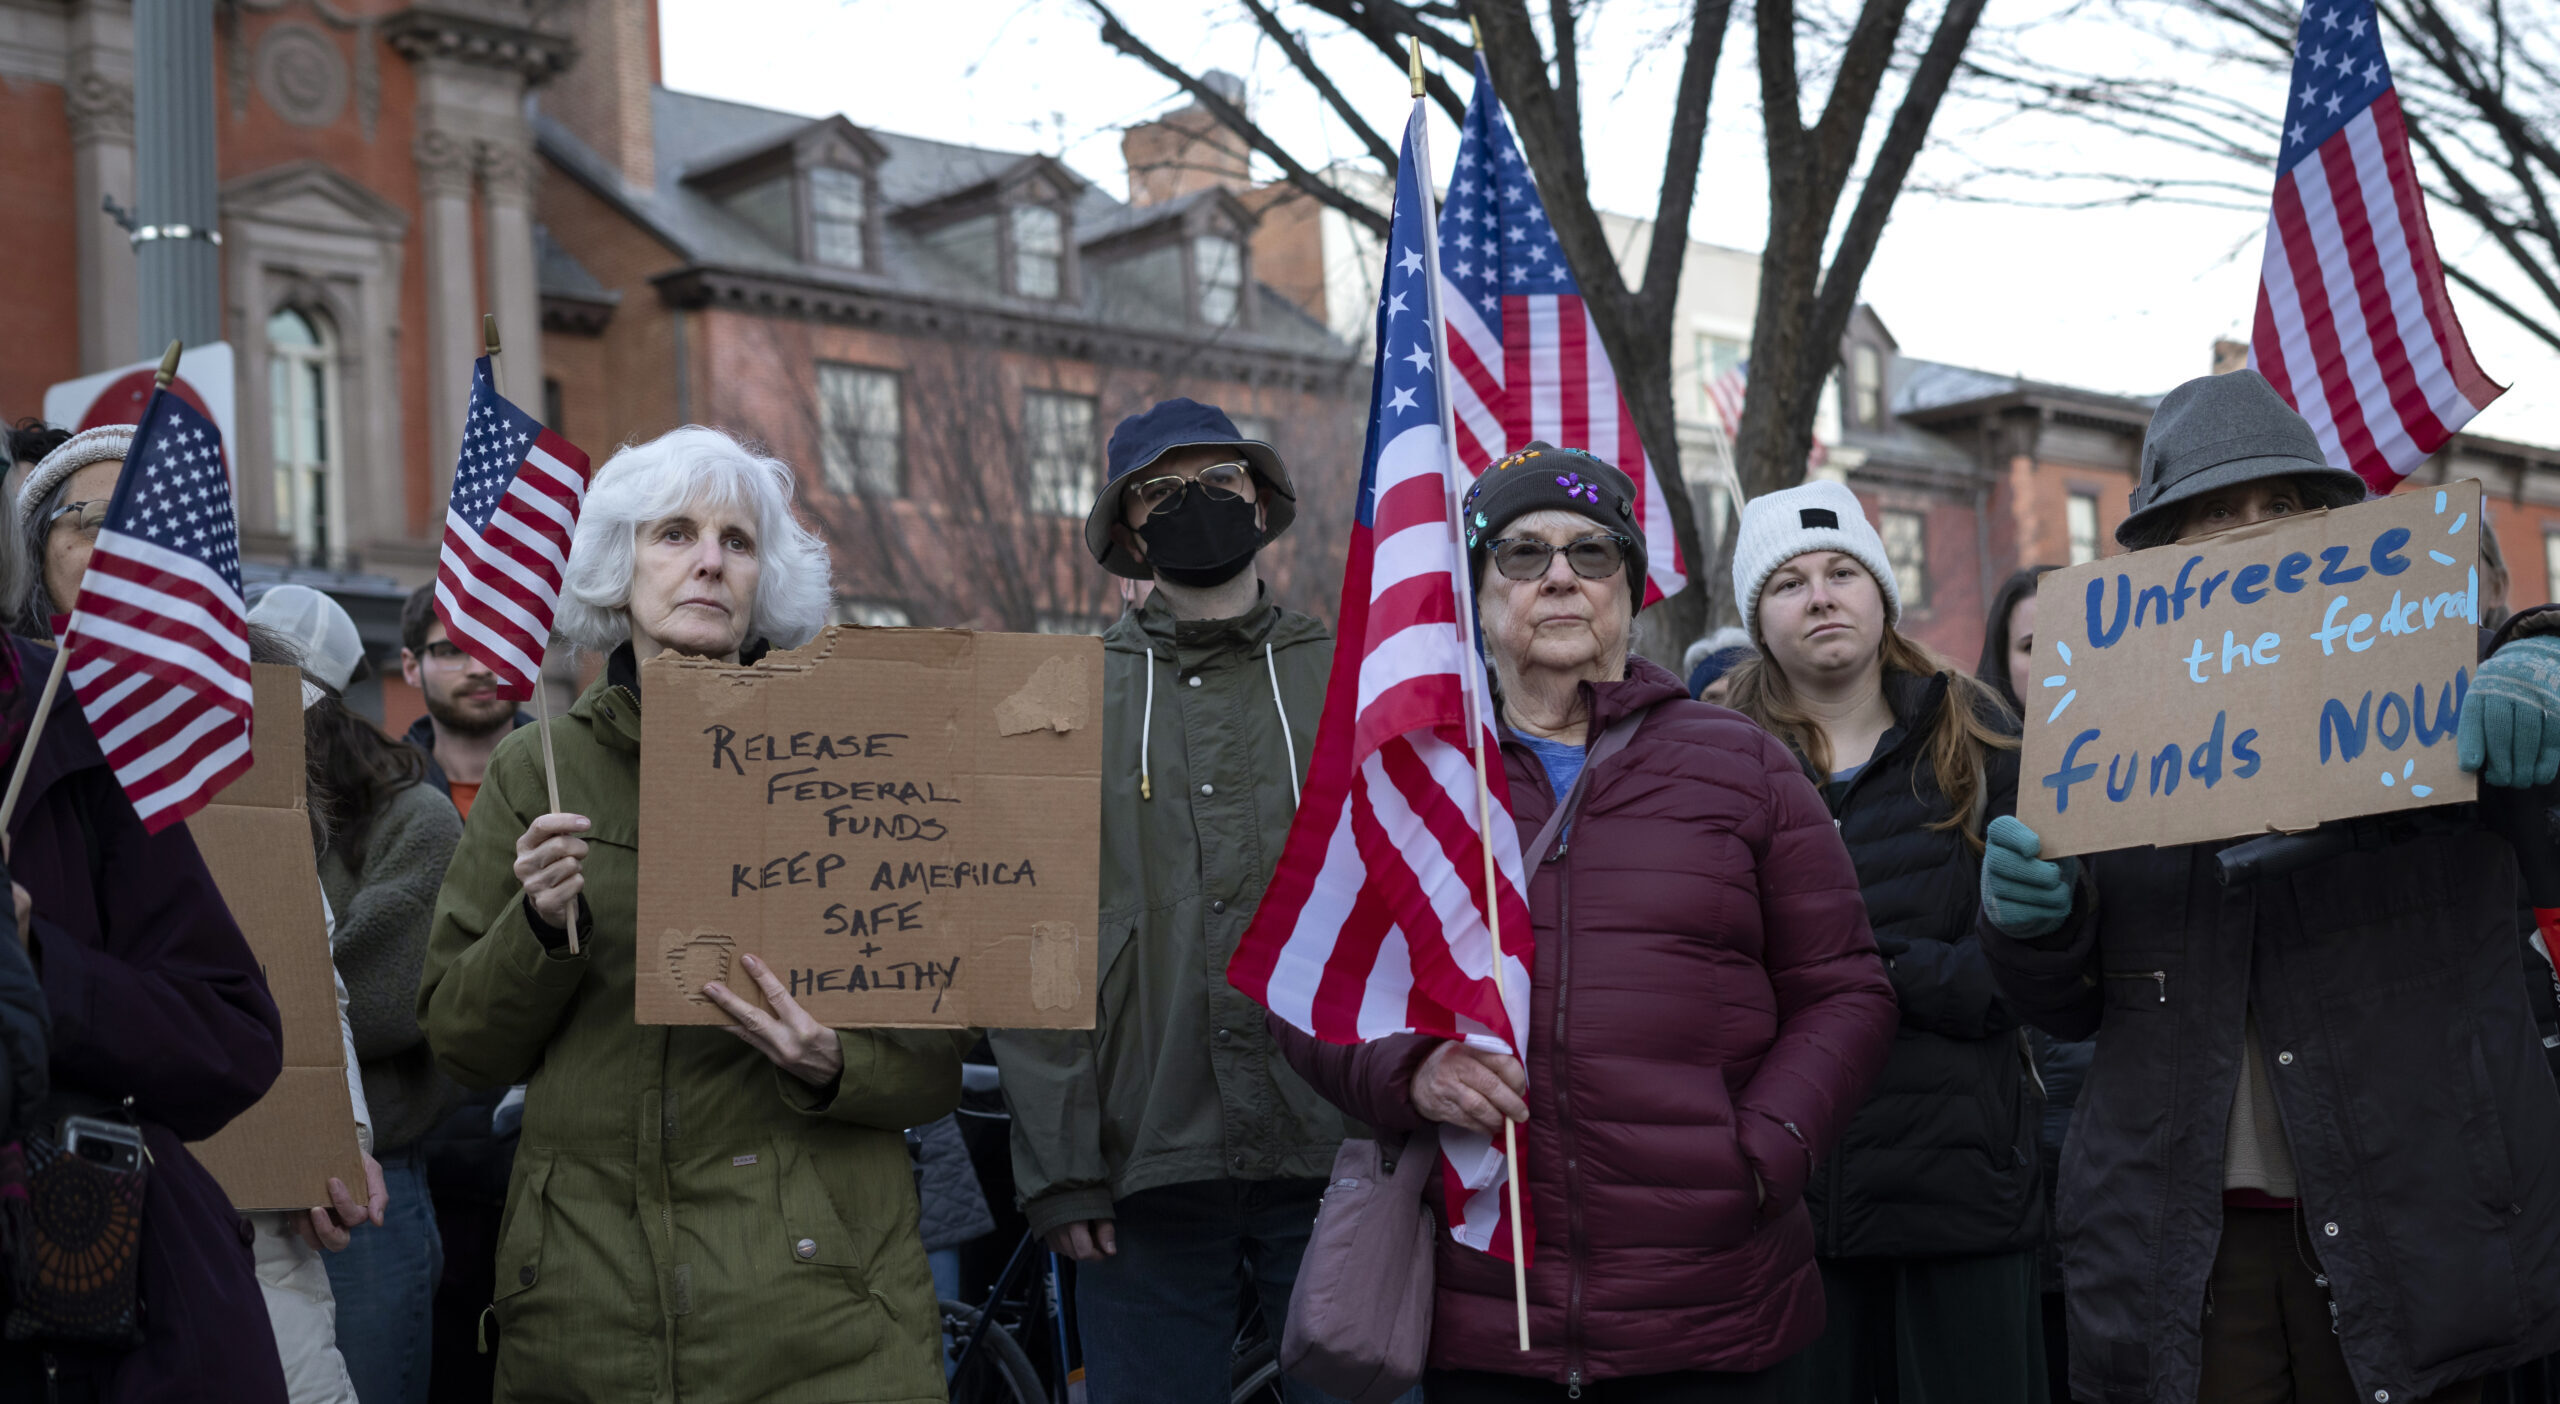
{"left": 435, "top": 358, "right": 593, "bottom": 700}
{"left": 60, "top": 388, "right": 252, "bottom": 833}
{"left": 2248, "top": 0, "right": 2501, "bottom": 493}
{"left": 1439, "top": 56, "right": 1687, "bottom": 608}
{"left": 1705, "top": 359, "right": 1827, "bottom": 471}
{"left": 1230, "top": 99, "right": 1536, "bottom": 1264}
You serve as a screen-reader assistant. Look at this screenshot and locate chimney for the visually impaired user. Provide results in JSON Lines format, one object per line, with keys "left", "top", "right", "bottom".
{"left": 546, "top": 0, "right": 660, "bottom": 191}
{"left": 1122, "top": 70, "right": 1251, "bottom": 207}
{"left": 2211, "top": 338, "right": 2249, "bottom": 375}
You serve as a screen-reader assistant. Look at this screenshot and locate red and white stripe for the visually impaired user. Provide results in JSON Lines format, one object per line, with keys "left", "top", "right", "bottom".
{"left": 436, "top": 428, "right": 590, "bottom": 700}
{"left": 64, "top": 531, "right": 253, "bottom": 830}
{"left": 1444, "top": 288, "right": 1689, "bottom": 608}
{"left": 2250, "top": 90, "right": 2501, "bottom": 492}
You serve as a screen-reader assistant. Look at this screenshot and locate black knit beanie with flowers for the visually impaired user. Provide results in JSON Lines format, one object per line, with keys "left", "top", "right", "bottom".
{"left": 1460, "top": 441, "right": 1647, "bottom": 596}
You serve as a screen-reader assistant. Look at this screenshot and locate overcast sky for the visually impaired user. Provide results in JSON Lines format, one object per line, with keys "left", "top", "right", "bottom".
{"left": 660, "top": 0, "right": 2560, "bottom": 448}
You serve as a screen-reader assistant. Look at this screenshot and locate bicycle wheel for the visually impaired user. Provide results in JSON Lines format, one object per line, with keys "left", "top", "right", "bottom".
{"left": 1231, "top": 1333, "right": 1284, "bottom": 1404}
{"left": 941, "top": 1298, "right": 1046, "bottom": 1404}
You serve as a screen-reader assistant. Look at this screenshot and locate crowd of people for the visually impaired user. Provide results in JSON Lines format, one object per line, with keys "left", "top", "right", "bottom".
{"left": 0, "top": 366, "right": 2556, "bottom": 1404}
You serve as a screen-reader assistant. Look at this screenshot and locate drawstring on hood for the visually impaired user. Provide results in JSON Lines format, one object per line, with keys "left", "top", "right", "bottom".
{"left": 1138, "top": 648, "right": 1157, "bottom": 801}
{"left": 1265, "top": 642, "right": 1299, "bottom": 807}
{"left": 1131, "top": 637, "right": 1304, "bottom": 806}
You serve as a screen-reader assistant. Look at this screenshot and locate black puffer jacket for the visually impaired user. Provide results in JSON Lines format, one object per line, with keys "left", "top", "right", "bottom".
{"left": 0, "top": 917, "right": 42, "bottom": 1141}
{"left": 1795, "top": 669, "right": 2045, "bottom": 1259}
{"left": 1981, "top": 607, "right": 2560, "bottom": 1404}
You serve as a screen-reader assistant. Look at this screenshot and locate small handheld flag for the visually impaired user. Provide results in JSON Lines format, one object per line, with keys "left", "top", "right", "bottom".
{"left": 59, "top": 346, "right": 254, "bottom": 833}
{"left": 433, "top": 356, "right": 593, "bottom": 702}
{"left": 2248, "top": 0, "right": 2502, "bottom": 492}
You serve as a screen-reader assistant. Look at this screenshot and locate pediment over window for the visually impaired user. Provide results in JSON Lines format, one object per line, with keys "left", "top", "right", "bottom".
{"left": 221, "top": 160, "right": 411, "bottom": 240}
{"left": 684, "top": 117, "right": 886, "bottom": 271}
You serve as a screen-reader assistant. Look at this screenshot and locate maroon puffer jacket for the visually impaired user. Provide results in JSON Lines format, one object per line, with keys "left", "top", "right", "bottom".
{"left": 1271, "top": 659, "right": 1896, "bottom": 1387}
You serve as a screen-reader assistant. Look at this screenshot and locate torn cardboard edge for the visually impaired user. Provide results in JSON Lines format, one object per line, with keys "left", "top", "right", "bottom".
{"left": 186, "top": 662, "right": 368, "bottom": 1211}
{"left": 634, "top": 627, "right": 1102, "bottom": 1030}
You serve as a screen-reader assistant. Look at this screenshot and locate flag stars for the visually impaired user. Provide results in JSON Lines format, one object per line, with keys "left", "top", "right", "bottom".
{"left": 1386, "top": 385, "right": 1419, "bottom": 415}
{"left": 1402, "top": 344, "right": 1434, "bottom": 373}
{"left": 1397, "top": 247, "right": 1424, "bottom": 275}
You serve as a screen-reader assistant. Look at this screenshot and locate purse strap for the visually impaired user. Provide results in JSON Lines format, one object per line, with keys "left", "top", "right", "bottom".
{"left": 1524, "top": 703, "right": 1651, "bottom": 867}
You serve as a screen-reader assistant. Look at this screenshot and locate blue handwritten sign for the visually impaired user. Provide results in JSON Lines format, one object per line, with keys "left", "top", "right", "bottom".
{"left": 2018, "top": 482, "right": 2482, "bottom": 857}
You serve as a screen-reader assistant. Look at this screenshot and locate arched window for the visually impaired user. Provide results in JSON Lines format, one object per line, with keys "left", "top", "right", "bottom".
{"left": 267, "top": 307, "right": 341, "bottom": 566}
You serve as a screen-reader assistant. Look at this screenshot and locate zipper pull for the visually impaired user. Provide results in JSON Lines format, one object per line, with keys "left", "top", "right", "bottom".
{"left": 1567, "top": 1370, "right": 1584, "bottom": 1400}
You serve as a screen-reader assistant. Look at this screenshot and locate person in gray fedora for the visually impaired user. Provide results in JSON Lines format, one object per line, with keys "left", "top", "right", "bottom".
{"left": 1972, "top": 369, "right": 2560, "bottom": 1404}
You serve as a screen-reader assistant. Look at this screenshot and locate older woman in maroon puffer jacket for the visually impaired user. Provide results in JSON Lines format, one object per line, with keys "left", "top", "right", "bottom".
{"left": 1273, "top": 445, "right": 1897, "bottom": 1402}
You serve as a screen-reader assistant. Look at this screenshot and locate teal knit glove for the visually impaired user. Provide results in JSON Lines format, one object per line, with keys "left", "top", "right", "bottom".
{"left": 1981, "top": 815, "right": 2080, "bottom": 940}
{"left": 2460, "top": 636, "right": 2560, "bottom": 788}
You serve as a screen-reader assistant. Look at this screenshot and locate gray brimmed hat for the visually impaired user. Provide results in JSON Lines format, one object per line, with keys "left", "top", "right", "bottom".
{"left": 2118, "top": 370, "right": 2365, "bottom": 548}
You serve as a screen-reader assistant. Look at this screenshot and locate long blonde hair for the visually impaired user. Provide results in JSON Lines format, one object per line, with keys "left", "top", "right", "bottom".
{"left": 1722, "top": 626, "right": 2018, "bottom": 851}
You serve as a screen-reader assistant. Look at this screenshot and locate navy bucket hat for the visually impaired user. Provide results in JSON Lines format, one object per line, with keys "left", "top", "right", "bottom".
{"left": 1085, "top": 398, "right": 1297, "bottom": 580}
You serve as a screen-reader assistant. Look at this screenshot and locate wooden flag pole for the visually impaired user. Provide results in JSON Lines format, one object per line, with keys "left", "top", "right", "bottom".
{"left": 481, "top": 314, "right": 579, "bottom": 955}
{"left": 2, "top": 339, "right": 181, "bottom": 853}
{"left": 1410, "top": 37, "right": 1532, "bottom": 1351}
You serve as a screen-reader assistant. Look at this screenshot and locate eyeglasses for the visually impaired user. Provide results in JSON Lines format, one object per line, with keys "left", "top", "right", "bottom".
{"left": 1127, "top": 462, "right": 1255, "bottom": 517}
{"left": 419, "top": 640, "right": 469, "bottom": 664}
{"left": 46, "top": 500, "right": 107, "bottom": 538}
{"left": 1486, "top": 535, "right": 1631, "bottom": 582}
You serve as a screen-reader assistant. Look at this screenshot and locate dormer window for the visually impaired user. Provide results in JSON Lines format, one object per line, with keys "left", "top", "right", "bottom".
{"left": 1850, "top": 343, "right": 1884, "bottom": 426}
{"left": 685, "top": 116, "right": 887, "bottom": 273}
{"left": 809, "top": 167, "right": 868, "bottom": 269}
{"left": 1193, "top": 234, "right": 1242, "bottom": 326}
{"left": 1013, "top": 205, "right": 1064, "bottom": 299}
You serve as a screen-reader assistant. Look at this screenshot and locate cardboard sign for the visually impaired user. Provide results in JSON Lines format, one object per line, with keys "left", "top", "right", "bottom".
{"left": 2019, "top": 483, "right": 2485, "bottom": 858}
{"left": 634, "top": 627, "right": 1103, "bottom": 1029}
{"left": 187, "top": 662, "right": 369, "bottom": 1211}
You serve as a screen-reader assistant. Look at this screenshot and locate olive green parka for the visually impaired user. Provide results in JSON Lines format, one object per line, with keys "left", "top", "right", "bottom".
{"left": 990, "top": 589, "right": 1346, "bottom": 1238}
{"left": 420, "top": 654, "right": 970, "bottom": 1404}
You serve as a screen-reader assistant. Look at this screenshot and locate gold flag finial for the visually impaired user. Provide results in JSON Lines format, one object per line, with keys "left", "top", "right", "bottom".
{"left": 1410, "top": 36, "right": 1424, "bottom": 97}
{"left": 482, "top": 313, "right": 501, "bottom": 358}
{"left": 152, "top": 340, "right": 183, "bottom": 390}
{"left": 1471, "top": 16, "right": 1483, "bottom": 49}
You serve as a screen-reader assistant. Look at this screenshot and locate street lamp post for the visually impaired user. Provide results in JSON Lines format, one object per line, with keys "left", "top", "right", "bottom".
{"left": 132, "top": 0, "right": 222, "bottom": 359}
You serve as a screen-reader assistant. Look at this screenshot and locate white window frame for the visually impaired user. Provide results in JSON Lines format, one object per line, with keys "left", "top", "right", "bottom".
{"left": 267, "top": 305, "right": 345, "bottom": 568}
{"left": 807, "top": 166, "right": 868, "bottom": 270}
{"left": 1880, "top": 507, "right": 1927, "bottom": 610}
{"left": 1193, "top": 234, "right": 1244, "bottom": 327}
{"left": 1012, "top": 204, "right": 1065, "bottom": 300}
{"left": 2067, "top": 491, "right": 2101, "bottom": 566}
{"left": 1024, "top": 391, "right": 1100, "bottom": 518}
{"left": 817, "top": 363, "right": 904, "bottom": 498}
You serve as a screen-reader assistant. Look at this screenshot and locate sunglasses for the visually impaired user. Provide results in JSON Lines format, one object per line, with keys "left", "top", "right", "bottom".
{"left": 1127, "top": 462, "right": 1255, "bottom": 517}
{"left": 1486, "top": 535, "right": 1631, "bottom": 582}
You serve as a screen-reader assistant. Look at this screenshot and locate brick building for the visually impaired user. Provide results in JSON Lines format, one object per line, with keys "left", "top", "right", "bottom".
{"left": 0, "top": 0, "right": 1360, "bottom": 728}
{"left": 531, "top": 32, "right": 1364, "bottom": 635}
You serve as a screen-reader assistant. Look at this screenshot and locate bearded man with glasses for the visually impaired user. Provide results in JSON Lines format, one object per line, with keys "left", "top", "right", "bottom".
{"left": 990, "top": 397, "right": 1357, "bottom": 1403}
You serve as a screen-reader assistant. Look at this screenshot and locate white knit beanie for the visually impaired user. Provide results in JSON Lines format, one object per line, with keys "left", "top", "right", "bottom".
{"left": 17, "top": 425, "right": 135, "bottom": 527}
{"left": 1730, "top": 480, "right": 1902, "bottom": 641}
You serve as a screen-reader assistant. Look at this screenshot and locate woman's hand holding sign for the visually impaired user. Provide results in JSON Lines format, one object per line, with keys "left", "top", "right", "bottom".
{"left": 704, "top": 953, "right": 846, "bottom": 1089}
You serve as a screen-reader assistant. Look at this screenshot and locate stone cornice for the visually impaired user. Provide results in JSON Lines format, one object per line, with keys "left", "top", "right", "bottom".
{"left": 653, "top": 266, "right": 1360, "bottom": 396}
{"left": 541, "top": 291, "right": 617, "bottom": 336}
{"left": 380, "top": 6, "right": 573, "bottom": 82}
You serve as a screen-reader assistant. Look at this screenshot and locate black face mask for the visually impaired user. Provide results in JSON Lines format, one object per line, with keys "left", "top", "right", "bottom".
{"left": 1138, "top": 487, "right": 1262, "bottom": 589}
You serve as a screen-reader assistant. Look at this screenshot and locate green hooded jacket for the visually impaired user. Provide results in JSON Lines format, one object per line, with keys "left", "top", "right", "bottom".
{"left": 990, "top": 589, "right": 1347, "bottom": 1238}
{"left": 420, "top": 656, "right": 971, "bottom": 1404}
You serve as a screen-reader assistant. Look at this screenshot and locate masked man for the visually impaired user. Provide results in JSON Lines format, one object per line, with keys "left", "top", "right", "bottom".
{"left": 992, "top": 399, "right": 1347, "bottom": 1402}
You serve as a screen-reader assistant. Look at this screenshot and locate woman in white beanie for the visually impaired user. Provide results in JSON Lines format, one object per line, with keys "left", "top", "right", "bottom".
{"left": 1721, "top": 479, "right": 2047, "bottom": 1404}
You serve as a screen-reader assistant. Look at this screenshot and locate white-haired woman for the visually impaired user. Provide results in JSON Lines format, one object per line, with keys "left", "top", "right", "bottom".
{"left": 420, "top": 427, "right": 970, "bottom": 1403}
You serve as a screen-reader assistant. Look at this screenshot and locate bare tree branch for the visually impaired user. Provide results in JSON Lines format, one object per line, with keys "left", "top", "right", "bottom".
{"left": 1235, "top": 0, "right": 1400, "bottom": 171}
{"left": 1088, "top": 0, "right": 1395, "bottom": 235}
